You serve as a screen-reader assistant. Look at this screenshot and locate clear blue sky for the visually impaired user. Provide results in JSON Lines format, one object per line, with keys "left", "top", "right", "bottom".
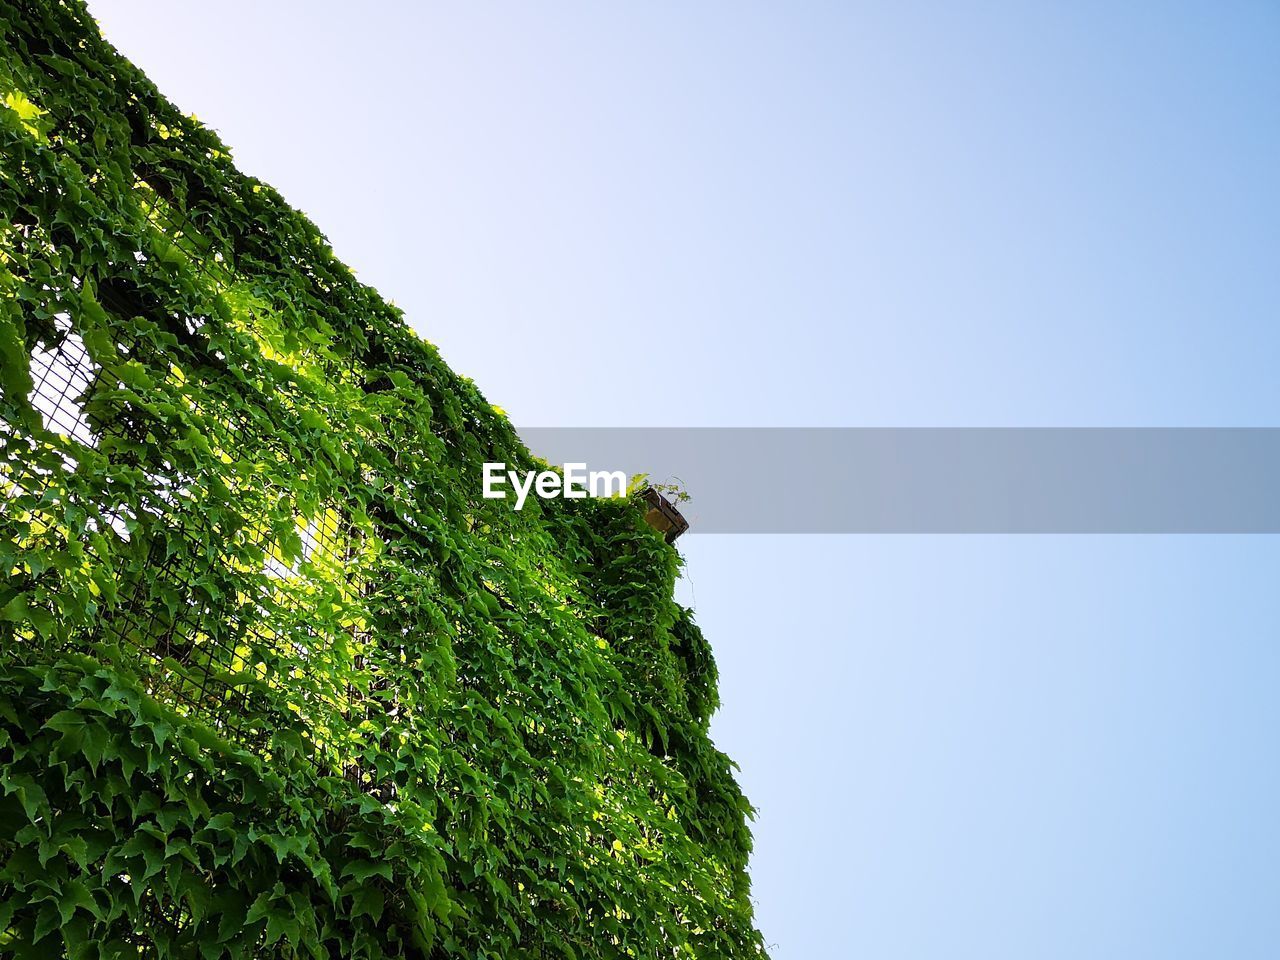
{"left": 88, "top": 2, "right": 1280, "bottom": 956}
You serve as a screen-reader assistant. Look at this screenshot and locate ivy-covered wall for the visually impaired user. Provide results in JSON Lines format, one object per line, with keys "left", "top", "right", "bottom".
{"left": 0, "top": 2, "right": 765, "bottom": 957}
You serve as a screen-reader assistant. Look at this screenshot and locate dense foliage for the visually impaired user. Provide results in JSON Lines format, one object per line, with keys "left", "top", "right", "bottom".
{"left": 0, "top": 2, "right": 765, "bottom": 956}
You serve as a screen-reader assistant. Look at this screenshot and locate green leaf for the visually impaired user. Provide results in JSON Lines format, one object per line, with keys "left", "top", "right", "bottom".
{"left": 58, "top": 878, "right": 102, "bottom": 925}
{"left": 244, "top": 889, "right": 275, "bottom": 926}
{"left": 341, "top": 859, "right": 393, "bottom": 883}
{"left": 60, "top": 836, "right": 91, "bottom": 870}
{"left": 0, "top": 309, "right": 34, "bottom": 404}
{"left": 350, "top": 886, "right": 384, "bottom": 922}
{"left": 44, "top": 710, "right": 85, "bottom": 735}
{"left": 0, "top": 595, "right": 29, "bottom": 623}
{"left": 32, "top": 901, "right": 60, "bottom": 944}
{"left": 118, "top": 834, "right": 165, "bottom": 882}
{"left": 265, "top": 909, "right": 300, "bottom": 945}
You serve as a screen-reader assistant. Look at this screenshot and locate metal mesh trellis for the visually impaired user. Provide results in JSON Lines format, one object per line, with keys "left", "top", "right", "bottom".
{"left": 3, "top": 301, "right": 377, "bottom": 767}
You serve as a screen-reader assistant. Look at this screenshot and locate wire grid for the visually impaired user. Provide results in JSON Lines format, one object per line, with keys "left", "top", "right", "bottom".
{"left": 11, "top": 280, "right": 383, "bottom": 786}
{"left": 28, "top": 314, "right": 99, "bottom": 450}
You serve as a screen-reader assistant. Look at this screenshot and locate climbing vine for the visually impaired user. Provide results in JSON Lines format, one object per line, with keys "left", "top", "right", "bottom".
{"left": 0, "top": 1, "right": 765, "bottom": 957}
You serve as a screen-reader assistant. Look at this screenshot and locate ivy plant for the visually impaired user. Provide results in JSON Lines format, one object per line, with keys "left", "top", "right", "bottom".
{"left": 0, "top": 1, "right": 766, "bottom": 958}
